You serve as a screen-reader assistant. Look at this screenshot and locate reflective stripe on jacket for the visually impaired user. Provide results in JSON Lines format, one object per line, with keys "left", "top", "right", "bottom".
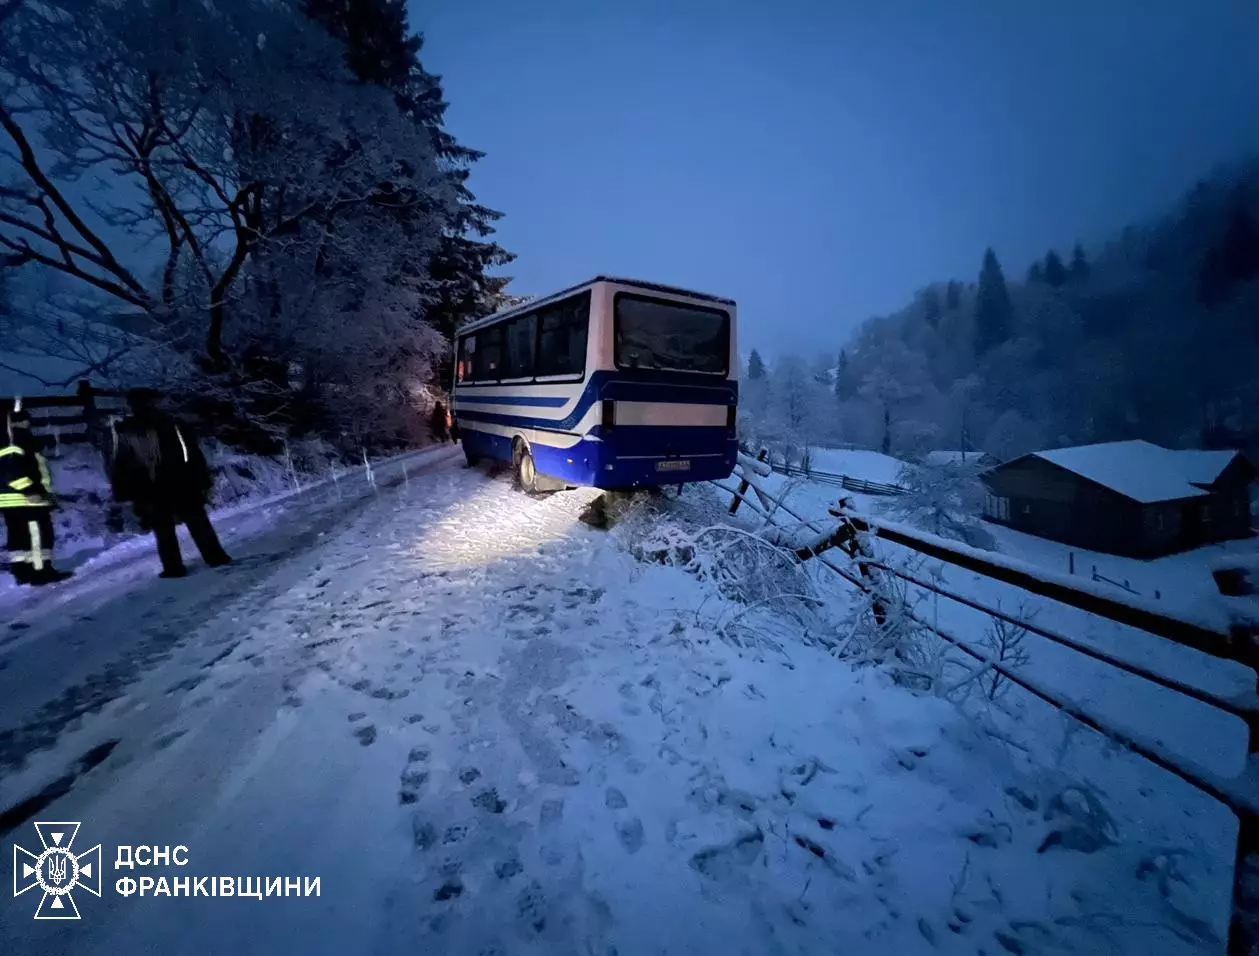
{"left": 0, "top": 444, "right": 52, "bottom": 509}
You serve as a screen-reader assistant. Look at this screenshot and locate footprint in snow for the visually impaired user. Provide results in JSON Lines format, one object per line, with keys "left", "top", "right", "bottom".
{"left": 516, "top": 882, "right": 548, "bottom": 934}
{"left": 615, "top": 818, "right": 645, "bottom": 854}
{"left": 412, "top": 819, "right": 437, "bottom": 850}
{"left": 540, "top": 799, "right": 564, "bottom": 827}
{"left": 353, "top": 724, "right": 377, "bottom": 746}
{"left": 472, "top": 788, "right": 507, "bottom": 814}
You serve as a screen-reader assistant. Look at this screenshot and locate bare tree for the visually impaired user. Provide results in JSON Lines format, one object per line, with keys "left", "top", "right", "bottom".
{"left": 0, "top": 0, "right": 451, "bottom": 368}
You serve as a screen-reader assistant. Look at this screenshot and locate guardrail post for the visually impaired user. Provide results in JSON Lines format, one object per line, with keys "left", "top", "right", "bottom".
{"left": 77, "top": 379, "right": 107, "bottom": 462}
{"left": 729, "top": 447, "right": 767, "bottom": 516}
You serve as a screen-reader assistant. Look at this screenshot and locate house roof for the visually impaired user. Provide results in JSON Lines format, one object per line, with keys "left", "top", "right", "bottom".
{"left": 1174, "top": 449, "right": 1239, "bottom": 486}
{"left": 1028, "top": 440, "right": 1244, "bottom": 503}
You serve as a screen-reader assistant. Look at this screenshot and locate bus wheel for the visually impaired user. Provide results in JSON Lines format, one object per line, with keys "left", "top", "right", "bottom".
{"left": 515, "top": 443, "right": 539, "bottom": 494}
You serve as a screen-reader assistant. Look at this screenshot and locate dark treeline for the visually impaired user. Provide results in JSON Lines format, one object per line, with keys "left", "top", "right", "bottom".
{"left": 741, "top": 159, "right": 1259, "bottom": 463}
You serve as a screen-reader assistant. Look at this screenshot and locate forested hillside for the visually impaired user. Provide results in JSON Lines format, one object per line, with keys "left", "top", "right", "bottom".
{"left": 0, "top": 0, "right": 513, "bottom": 451}
{"left": 741, "top": 159, "right": 1259, "bottom": 463}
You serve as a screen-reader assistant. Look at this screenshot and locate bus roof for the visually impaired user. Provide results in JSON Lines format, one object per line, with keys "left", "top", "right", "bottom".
{"left": 458, "top": 276, "right": 736, "bottom": 334}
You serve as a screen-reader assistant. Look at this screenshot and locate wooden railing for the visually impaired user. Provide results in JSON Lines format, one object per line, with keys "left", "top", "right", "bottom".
{"left": 770, "top": 461, "right": 907, "bottom": 496}
{"left": 0, "top": 380, "right": 128, "bottom": 452}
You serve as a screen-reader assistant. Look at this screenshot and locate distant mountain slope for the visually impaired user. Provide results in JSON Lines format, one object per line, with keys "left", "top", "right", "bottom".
{"left": 830, "top": 157, "right": 1259, "bottom": 461}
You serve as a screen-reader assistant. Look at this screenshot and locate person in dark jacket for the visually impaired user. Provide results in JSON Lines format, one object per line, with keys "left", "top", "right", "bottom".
{"left": 1, "top": 404, "right": 72, "bottom": 586}
{"left": 430, "top": 401, "right": 452, "bottom": 443}
{"left": 109, "top": 389, "right": 231, "bottom": 578}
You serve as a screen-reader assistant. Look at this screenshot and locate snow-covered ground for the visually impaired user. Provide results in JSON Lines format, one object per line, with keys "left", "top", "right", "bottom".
{"left": 0, "top": 456, "right": 1233, "bottom": 954}
{"left": 805, "top": 448, "right": 908, "bottom": 485}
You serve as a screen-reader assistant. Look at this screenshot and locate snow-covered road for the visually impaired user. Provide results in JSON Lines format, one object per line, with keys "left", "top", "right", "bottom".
{"left": 0, "top": 457, "right": 1231, "bottom": 954}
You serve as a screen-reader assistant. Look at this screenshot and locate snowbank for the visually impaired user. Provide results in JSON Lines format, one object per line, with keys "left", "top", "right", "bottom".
{"left": 808, "top": 447, "right": 909, "bottom": 483}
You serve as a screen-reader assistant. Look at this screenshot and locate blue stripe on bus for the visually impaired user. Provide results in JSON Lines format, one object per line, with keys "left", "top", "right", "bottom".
{"left": 453, "top": 370, "right": 737, "bottom": 433}
{"left": 457, "top": 409, "right": 582, "bottom": 434}
{"left": 451, "top": 393, "right": 571, "bottom": 407}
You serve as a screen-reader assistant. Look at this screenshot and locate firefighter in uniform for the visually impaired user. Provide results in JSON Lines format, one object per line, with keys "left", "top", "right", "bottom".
{"left": 109, "top": 389, "right": 231, "bottom": 578}
{"left": 1, "top": 404, "right": 72, "bottom": 585}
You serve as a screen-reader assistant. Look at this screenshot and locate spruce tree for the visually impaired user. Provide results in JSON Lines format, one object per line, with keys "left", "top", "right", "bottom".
{"left": 747, "top": 349, "right": 766, "bottom": 380}
{"left": 301, "top": 0, "right": 515, "bottom": 366}
{"left": 922, "top": 287, "right": 942, "bottom": 327}
{"left": 945, "top": 280, "right": 961, "bottom": 311}
{"left": 1043, "top": 250, "right": 1067, "bottom": 287}
{"left": 1026, "top": 261, "right": 1044, "bottom": 284}
{"left": 834, "top": 349, "right": 855, "bottom": 400}
{"left": 973, "top": 248, "right": 1012, "bottom": 356}
{"left": 1068, "top": 243, "right": 1090, "bottom": 282}
{"left": 1199, "top": 198, "right": 1259, "bottom": 308}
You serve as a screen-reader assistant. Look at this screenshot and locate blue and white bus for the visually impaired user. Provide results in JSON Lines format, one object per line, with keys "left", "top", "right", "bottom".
{"left": 451, "top": 276, "right": 738, "bottom": 492}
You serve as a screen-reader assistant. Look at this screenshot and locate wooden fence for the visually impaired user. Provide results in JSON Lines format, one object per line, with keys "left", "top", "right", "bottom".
{"left": 770, "top": 461, "right": 907, "bottom": 496}
{"left": 712, "top": 455, "right": 1259, "bottom": 953}
{"left": 0, "top": 380, "right": 128, "bottom": 453}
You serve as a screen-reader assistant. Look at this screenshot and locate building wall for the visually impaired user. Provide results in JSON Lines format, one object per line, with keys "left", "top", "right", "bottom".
{"left": 982, "top": 457, "right": 1146, "bottom": 554}
{"left": 982, "top": 457, "right": 1196, "bottom": 558}
{"left": 1185, "top": 491, "right": 1253, "bottom": 544}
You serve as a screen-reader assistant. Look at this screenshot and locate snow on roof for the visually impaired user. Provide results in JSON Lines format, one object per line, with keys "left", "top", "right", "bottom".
{"left": 1174, "top": 449, "right": 1239, "bottom": 486}
{"left": 1032, "top": 440, "right": 1232, "bottom": 503}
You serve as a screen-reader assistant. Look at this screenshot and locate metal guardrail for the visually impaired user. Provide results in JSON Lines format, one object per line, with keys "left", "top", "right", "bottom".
{"left": 713, "top": 458, "right": 1259, "bottom": 953}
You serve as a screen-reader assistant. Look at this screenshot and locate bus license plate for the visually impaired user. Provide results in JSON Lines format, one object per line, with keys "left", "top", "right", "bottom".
{"left": 656, "top": 459, "right": 690, "bottom": 472}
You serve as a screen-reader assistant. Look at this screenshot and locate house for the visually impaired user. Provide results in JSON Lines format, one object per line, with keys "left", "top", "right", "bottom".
{"left": 980, "top": 440, "right": 1256, "bottom": 558}
{"left": 922, "top": 449, "right": 999, "bottom": 469}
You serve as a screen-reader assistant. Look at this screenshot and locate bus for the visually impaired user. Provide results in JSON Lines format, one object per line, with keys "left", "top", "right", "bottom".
{"left": 451, "top": 276, "right": 738, "bottom": 492}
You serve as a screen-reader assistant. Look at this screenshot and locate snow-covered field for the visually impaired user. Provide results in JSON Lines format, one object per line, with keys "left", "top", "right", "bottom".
{"left": 0, "top": 455, "right": 1235, "bottom": 954}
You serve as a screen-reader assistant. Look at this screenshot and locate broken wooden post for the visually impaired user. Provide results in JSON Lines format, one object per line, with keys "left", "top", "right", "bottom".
{"left": 729, "top": 447, "right": 768, "bottom": 515}
{"left": 830, "top": 497, "right": 887, "bottom": 627}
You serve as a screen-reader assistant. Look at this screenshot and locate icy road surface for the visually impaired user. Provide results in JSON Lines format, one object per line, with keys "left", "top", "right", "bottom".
{"left": 0, "top": 455, "right": 1232, "bottom": 955}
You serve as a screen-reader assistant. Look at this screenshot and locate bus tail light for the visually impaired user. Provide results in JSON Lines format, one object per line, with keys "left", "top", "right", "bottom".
{"left": 601, "top": 400, "right": 616, "bottom": 431}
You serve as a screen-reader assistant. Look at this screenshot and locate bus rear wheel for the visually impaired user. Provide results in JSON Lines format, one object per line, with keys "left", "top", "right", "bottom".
{"left": 514, "top": 442, "right": 539, "bottom": 494}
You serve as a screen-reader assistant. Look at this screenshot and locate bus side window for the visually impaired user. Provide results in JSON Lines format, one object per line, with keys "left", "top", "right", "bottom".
{"left": 457, "top": 335, "right": 475, "bottom": 382}
{"left": 537, "top": 294, "right": 589, "bottom": 377}
{"left": 503, "top": 313, "right": 537, "bottom": 379}
{"left": 470, "top": 326, "right": 502, "bottom": 382}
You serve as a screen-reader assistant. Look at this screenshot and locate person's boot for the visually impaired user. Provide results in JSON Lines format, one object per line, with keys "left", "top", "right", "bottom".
{"left": 28, "top": 566, "right": 73, "bottom": 586}
{"left": 159, "top": 565, "right": 189, "bottom": 579}
{"left": 205, "top": 552, "right": 232, "bottom": 568}
{"left": 9, "top": 564, "right": 35, "bottom": 586}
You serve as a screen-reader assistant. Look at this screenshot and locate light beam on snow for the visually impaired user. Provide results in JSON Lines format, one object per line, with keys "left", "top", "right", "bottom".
{"left": 411, "top": 484, "right": 601, "bottom": 571}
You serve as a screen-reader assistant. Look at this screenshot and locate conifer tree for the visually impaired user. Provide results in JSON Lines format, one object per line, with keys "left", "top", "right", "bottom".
{"left": 973, "top": 249, "right": 1012, "bottom": 356}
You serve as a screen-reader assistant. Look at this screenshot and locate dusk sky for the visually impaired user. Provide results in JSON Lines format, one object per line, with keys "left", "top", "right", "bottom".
{"left": 414, "top": 0, "right": 1259, "bottom": 357}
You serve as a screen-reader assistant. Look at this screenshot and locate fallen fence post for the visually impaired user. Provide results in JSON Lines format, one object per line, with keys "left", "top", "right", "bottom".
{"left": 729, "top": 447, "right": 768, "bottom": 515}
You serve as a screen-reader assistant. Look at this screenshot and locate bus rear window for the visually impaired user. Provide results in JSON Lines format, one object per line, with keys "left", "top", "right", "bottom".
{"left": 614, "top": 294, "right": 729, "bottom": 375}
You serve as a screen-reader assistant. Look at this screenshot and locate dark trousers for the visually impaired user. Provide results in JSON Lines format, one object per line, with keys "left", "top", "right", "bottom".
{"left": 3, "top": 507, "right": 55, "bottom": 583}
{"left": 151, "top": 505, "right": 229, "bottom": 574}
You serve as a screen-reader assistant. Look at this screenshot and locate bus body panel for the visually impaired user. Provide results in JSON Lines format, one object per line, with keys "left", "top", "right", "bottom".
{"left": 452, "top": 279, "right": 738, "bottom": 490}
